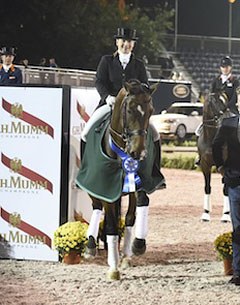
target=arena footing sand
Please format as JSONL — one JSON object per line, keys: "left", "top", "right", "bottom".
{"left": 1, "top": 169, "right": 238, "bottom": 305}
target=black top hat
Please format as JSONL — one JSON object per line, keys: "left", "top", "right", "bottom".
{"left": 114, "top": 28, "right": 138, "bottom": 41}
{"left": 220, "top": 56, "right": 232, "bottom": 67}
{"left": 0, "top": 47, "right": 16, "bottom": 56}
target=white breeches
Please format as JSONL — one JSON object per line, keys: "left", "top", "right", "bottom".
{"left": 81, "top": 104, "right": 111, "bottom": 141}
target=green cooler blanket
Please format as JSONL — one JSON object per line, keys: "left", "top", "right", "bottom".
{"left": 75, "top": 114, "right": 162, "bottom": 202}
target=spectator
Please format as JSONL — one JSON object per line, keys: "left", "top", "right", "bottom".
{"left": 0, "top": 46, "right": 22, "bottom": 84}
{"left": 212, "top": 86, "right": 240, "bottom": 286}
{"left": 211, "top": 56, "right": 239, "bottom": 114}
{"left": 49, "top": 58, "right": 58, "bottom": 68}
{"left": 39, "top": 57, "right": 47, "bottom": 67}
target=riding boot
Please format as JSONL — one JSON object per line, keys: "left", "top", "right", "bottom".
{"left": 152, "top": 140, "right": 166, "bottom": 189}
{"left": 80, "top": 139, "right": 86, "bottom": 161}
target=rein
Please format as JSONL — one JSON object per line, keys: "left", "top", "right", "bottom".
{"left": 202, "top": 116, "right": 221, "bottom": 128}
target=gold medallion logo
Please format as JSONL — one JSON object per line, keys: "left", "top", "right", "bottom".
{"left": 10, "top": 158, "right": 22, "bottom": 173}
{"left": 9, "top": 212, "right": 21, "bottom": 228}
{"left": 11, "top": 103, "right": 23, "bottom": 119}
{"left": 173, "top": 84, "right": 190, "bottom": 99}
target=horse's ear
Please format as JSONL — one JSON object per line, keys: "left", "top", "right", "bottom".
{"left": 149, "top": 83, "right": 159, "bottom": 95}
{"left": 124, "top": 81, "right": 131, "bottom": 93}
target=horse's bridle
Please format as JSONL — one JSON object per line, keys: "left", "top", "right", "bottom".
{"left": 110, "top": 93, "right": 148, "bottom": 149}
{"left": 202, "top": 93, "right": 228, "bottom": 128}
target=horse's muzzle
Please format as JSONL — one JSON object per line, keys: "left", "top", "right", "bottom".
{"left": 129, "top": 149, "right": 147, "bottom": 161}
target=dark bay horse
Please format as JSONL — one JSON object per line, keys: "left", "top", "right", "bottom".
{"left": 76, "top": 80, "right": 160, "bottom": 280}
{"left": 197, "top": 92, "right": 231, "bottom": 222}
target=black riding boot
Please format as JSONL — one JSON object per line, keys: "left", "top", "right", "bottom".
{"left": 80, "top": 139, "right": 86, "bottom": 161}
{"left": 152, "top": 140, "right": 166, "bottom": 189}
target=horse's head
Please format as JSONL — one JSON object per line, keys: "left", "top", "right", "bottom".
{"left": 111, "top": 79, "right": 156, "bottom": 160}
{"left": 204, "top": 92, "right": 228, "bottom": 120}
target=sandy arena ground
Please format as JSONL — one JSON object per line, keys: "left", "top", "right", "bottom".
{"left": 1, "top": 168, "right": 239, "bottom": 305}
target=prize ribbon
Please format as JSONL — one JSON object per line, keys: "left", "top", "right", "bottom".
{"left": 109, "top": 137, "right": 141, "bottom": 193}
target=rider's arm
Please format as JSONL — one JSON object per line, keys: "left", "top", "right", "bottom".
{"left": 95, "top": 56, "right": 110, "bottom": 101}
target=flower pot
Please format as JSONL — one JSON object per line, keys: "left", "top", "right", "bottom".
{"left": 223, "top": 258, "right": 233, "bottom": 276}
{"left": 63, "top": 251, "right": 81, "bottom": 264}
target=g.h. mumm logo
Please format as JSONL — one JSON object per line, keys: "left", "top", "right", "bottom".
{"left": 1, "top": 153, "right": 53, "bottom": 193}
{"left": 1, "top": 98, "right": 54, "bottom": 138}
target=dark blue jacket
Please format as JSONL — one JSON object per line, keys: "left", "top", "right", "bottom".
{"left": 0, "top": 64, "right": 22, "bottom": 84}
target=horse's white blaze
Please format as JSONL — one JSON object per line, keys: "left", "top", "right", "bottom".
{"left": 137, "top": 105, "right": 145, "bottom": 116}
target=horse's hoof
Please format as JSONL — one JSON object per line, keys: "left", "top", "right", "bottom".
{"left": 221, "top": 213, "right": 231, "bottom": 223}
{"left": 84, "top": 236, "right": 97, "bottom": 259}
{"left": 121, "top": 257, "right": 132, "bottom": 269}
{"left": 200, "top": 212, "right": 210, "bottom": 222}
{"left": 132, "top": 238, "right": 146, "bottom": 256}
{"left": 107, "top": 269, "right": 120, "bottom": 281}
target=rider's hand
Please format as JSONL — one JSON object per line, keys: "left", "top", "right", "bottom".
{"left": 106, "top": 95, "right": 116, "bottom": 106}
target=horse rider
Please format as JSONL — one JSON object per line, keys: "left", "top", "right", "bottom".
{"left": 212, "top": 86, "right": 240, "bottom": 286}
{"left": 195, "top": 55, "right": 239, "bottom": 163}
{"left": 81, "top": 27, "right": 166, "bottom": 255}
{"left": 81, "top": 27, "right": 165, "bottom": 188}
{"left": 0, "top": 47, "right": 23, "bottom": 84}
{"left": 211, "top": 56, "right": 239, "bottom": 114}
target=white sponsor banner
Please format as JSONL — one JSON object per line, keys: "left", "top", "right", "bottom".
{"left": 0, "top": 86, "right": 63, "bottom": 261}
{"left": 68, "top": 87, "right": 99, "bottom": 223}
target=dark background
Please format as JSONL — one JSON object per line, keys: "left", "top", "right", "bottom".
{"left": 138, "top": 0, "right": 240, "bottom": 37}
{"left": 1, "top": 0, "right": 240, "bottom": 69}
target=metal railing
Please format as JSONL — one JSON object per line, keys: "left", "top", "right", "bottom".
{"left": 19, "top": 65, "right": 96, "bottom": 87}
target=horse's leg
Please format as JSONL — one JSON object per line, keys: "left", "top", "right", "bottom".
{"left": 84, "top": 198, "right": 102, "bottom": 258}
{"left": 104, "top": 200, "right": 121, "bottom": 280}
{"left": 220, "top": 183, "right": 231, "bottom": 223}
{"left": 132, "top": 191, "right": 149, "bottom": 256}
{"left": 200, "top": 169, "right": 212, "bottom": 222}
{"left": 121, "top": 193, "right": 136, "bottom": 268}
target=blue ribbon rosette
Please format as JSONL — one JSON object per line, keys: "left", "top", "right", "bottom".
{"left": 109, "top": 137, "right": 142, "bottom": 193}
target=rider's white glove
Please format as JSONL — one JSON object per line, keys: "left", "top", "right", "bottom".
{"left": 106, "top": 95, "right": 116, "bottom": 106}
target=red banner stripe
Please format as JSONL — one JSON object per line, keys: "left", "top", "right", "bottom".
{"left": 77, "top": 101, "right": 90, "bottom": 122}
{"left": 1, "top": 153, "right": 53, "bottom": 193}
{"left": 2, "top": 98, "right": 54, "bottom": 138}
{"left": 0, "top": 207, "right": 52, "bottom": 248}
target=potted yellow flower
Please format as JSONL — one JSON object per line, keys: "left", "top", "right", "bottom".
{"left": 214, "top": 231, "right": 233, "bottom": 275}
{"left": 54, "top": 221, "right": 88, "bottom": 264}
